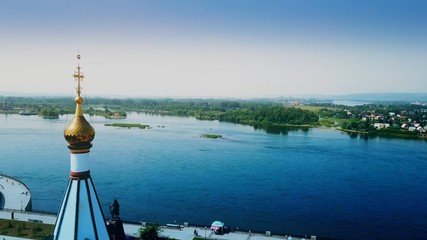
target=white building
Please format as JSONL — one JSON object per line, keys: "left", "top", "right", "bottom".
{"left": 374, "top": 123, "right": 390, "bottom": 129}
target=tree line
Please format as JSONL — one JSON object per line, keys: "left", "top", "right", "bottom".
{"left": 1, "top": 96, "right": 320, "bottom": 126}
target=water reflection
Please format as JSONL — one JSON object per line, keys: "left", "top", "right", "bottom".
{"left": 346, "top": 132, "right": 378, "bottom": 140}
{"left": 253, "top": 124, "right": 310, "bottom": 135}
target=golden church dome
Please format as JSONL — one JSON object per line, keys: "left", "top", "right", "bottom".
{"left": 64, "top": 97, "right": 95, "bottom": 145}
{"left": 64, "top": 55, "right": 95, "bottom": 146}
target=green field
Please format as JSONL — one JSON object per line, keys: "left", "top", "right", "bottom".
{"left": 0, "top": 219, "right": 53, "bottom": 239}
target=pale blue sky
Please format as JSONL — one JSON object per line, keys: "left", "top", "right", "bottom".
{"left": 1, "top": 0, "right": 426, "bottom": 98}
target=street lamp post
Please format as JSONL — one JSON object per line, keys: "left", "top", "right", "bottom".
{"left": 205, "top": 226, "right": 207, "bottom": 240}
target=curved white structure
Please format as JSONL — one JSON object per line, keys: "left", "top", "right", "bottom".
{"left": 0, "top": 174, "right": 32, "bottom": 211}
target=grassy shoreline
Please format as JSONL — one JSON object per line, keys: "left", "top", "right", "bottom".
{"left": 338, "top": 128, "right": 424, "bottom": 140}
{"left": 105, "top": 123, "right": 150, "bottom": 129}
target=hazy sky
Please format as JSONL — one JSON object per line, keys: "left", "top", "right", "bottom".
{"left": 1, "top": 0, "right": 426, "bottom": 98}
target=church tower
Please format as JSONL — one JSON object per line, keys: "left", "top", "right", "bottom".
{"left": 53, "top": 54, "right": 109, "bottom": 239}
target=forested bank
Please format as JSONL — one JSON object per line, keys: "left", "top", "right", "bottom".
{"left": 0, "top": 97, "right": 319, "bottom": 126}
{"left": 1, "top": 96, "right": 426, "bottom": 139}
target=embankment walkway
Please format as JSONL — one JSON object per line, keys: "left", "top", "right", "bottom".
{"left": 0, "top": 210, "right": 316, "bottom": 240}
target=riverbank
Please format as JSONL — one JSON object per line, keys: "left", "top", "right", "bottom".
{"left": 338, "top": 128, "right": 426, "bottom": 140}
{"left": 0, "top": 210, "right": 318, "bottom": 240}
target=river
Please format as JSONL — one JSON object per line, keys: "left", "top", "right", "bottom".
{"left": 0, "top": 112, "right": 426, "bottom": 240}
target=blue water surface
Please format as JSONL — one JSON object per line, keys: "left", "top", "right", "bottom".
{"left": 0, "top": 113, "right": 426, "bottom": 240}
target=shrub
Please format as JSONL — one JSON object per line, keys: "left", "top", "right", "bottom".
{"left": 138, "top": 224, "right": 162, "bottom": 240}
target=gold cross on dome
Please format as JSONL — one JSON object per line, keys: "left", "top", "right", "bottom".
{"left": 73, "top": 54, "right": 84, "bottom": 97}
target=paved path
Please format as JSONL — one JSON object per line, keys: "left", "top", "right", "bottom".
{"left": 0, "top": 211, "right": 315, "bottom": 240}
{"left": 124, "top": 224, "right": 314, "bottom": 240}
{"left": 0, "top": 210, "right": 56, "bottom": 225}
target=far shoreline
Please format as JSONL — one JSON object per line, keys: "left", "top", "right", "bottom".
{"left": 1, "top": 111, "right": 425, "bottom": 141}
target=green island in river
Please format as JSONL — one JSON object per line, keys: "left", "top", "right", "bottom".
{"left": 200, "top": 134, "right": 222, "bottom": 139}
{"left": 105, "top": 123, "right": 150, "bottom": 129}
